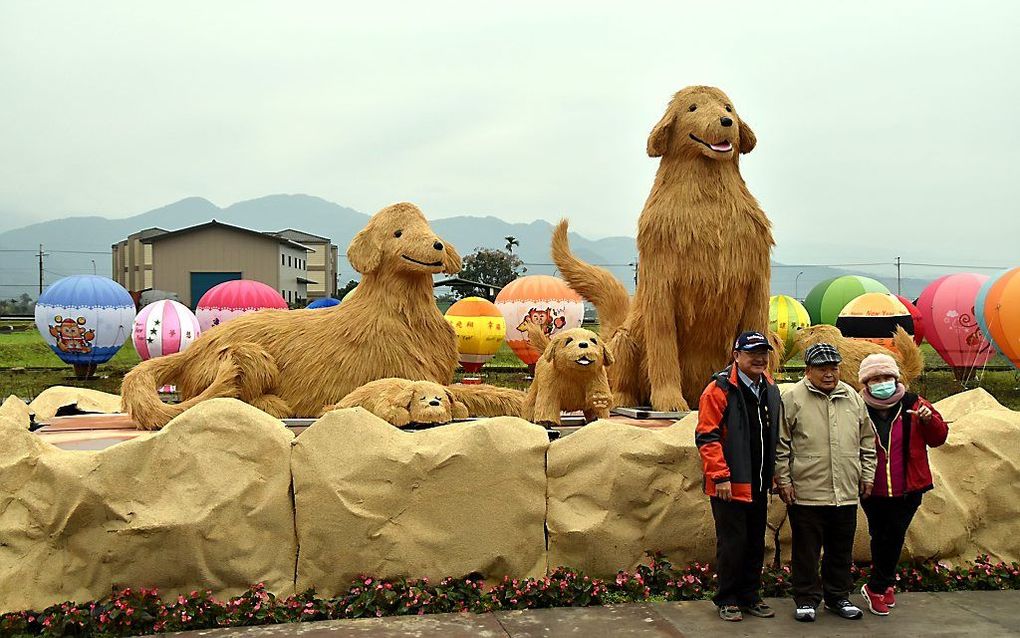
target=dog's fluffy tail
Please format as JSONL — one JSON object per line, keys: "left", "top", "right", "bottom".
{"left": 121, "top": 350, "right": 238, "bottom": 430}
{"left": 894, "top": 326, "right": 925, "bottom": 384}
{"left": 448, "top": 384, "right": 526, "bottom": 418}
{"left": 552, "top": 219, "right": 630, "bottom": 334}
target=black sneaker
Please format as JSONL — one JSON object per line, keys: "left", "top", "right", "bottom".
{"left": 825, "top": 598, "right": 863, "bottom": 620}
{"left": 794, "top": 605, "right": 816, "bottom": 622}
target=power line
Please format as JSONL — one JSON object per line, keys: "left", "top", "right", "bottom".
{"left": 900, "top": 261, "right": 1009, "bottom": 270}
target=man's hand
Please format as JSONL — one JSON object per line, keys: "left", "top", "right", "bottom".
{"left": 715, "top": 481, "right": 732, "bottom": 502}
{"left": 777, "top": 484, "right": 796, "bottom": 505}
{"left": 860, "top": 480, "right": 873, "bottom": 499}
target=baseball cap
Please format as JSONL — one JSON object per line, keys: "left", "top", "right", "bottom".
{"left": 733, "top": 331, "right": 774, "bottom": 351}
{"left": 804, "top": 342, "right": 843, "bottom": 366}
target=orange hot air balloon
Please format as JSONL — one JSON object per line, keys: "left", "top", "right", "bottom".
{"left": 494, "top": 275, "right": 584, "bottom": 368}
{"left": 982, "top": 266, "right": 1020, "bottom": 369}
{"left": 444, "top": 296, "right": 506, "bottom": 373}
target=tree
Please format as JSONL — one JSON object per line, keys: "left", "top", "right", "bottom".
{"left": 504, "top": 235, "right": 519, "bottom": 254}
{"left": 453, "top": 248, "right": 526, "bottom": 299}
{"left": 338, "top": 279, "right": 359, "bottom": 298}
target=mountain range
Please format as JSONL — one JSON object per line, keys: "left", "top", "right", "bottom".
{"left": 0, "top": 194, "right": 932, "bottom": 301}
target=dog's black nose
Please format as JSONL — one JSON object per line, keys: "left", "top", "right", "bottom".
{"left": 578, "top": 342, "right": 589, "bottom": 349}
{"left": 720, "top": 117, "right": 733, "bottom": 127}
{"left": 433, "top": 241, "right": 444, "bottom": 251}
{"left": 429, "top": 399, "right": 441, "bottom": 407}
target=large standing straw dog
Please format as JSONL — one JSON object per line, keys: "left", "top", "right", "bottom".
{"left": 553, "top": 86, "right": 772, "bottom": 411}
{"left": 122, "top": 202, "right": 523, "bottom": 429}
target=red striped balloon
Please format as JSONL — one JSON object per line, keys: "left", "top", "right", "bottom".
{"left": 133, "top": 300, "right": 202, "bottom": 361}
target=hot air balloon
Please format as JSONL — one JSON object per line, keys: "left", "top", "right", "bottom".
{"left": 894, "top": 294, "right": 925, "bottom": 346}
{"left": 132, "top": 299, "right": 202, "bottom": 361}
{"left": 444, "top": 296, "right": 506, "bottom": 375}
{"left": 34, "top": 275, "right": 136, "bottom": 379}
{"left": 769, "top": 295, "right": 810, "bottom": 363}
{"left": 307, "top": 297, "right": 341, "bottom": 309}
{"left": 341, "top": 286, "right": 359, "bottom": 303}
{"left": 978, "top": 267, "right": 1020, "bottom": 369}
{"left": 836, "top": 293, "right": 914, "bottom": 351}
{"left": 494, "top": 275, "right": 584, "bottom": 370}
{"left": 917, "top": 273, "right": 995, "bottom": 381}
{"left": 804, "top": 276, "right": 890, "bottom": 326}
{"left": 195, "top": 280, "right": 288, "bottom": 332}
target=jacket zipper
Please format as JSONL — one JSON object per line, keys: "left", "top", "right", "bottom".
{"left": 871, "top": 405, "right": 902, "bottom": 497}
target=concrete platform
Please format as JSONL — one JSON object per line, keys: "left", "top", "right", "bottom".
{"left": 170, "top": 591, "right": 1020, "bottom": 637}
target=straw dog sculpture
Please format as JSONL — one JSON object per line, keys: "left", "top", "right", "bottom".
{"left": 794, "top": 324, "right": 924, "bottom": 391}
{"left": 122, "top": 202, "right": 524, "bottom": 429}
{"left": 553, "top": 86, "right": 772, "bottom": 410}
{"left": 522, "top": 326, "right": 614, "bottom": 426}
{"left": 325, "top": 379, "right": 470, "bottom": 427}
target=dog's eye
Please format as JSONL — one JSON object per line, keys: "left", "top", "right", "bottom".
{"left": 591, "top": 337, "right": 597, "bottom": 344}
{"left": 564, "top": 337, "right": 573, "bottom": 345}
{"left": 688, "top": 104, "right": 697, "bottom": 112}
{"left": 394, "top": 229, "right": 402, "bottom": 238}
{"left": 725, "top": 105, "right": 732, "bottom": 112}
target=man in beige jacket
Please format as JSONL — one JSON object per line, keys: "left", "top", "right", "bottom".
{"left": 775, "top": 343, "right": 876, "bottom": 623}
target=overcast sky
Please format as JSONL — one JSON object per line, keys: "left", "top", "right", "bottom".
{"left": 1, "top": 1, "right": 1017, "bottom": 273}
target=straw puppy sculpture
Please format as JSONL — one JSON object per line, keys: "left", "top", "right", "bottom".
{"left": 122, "top": 202, "right": 524, "bottom": 429}
{"left": 522, "top": 326, "right": 614, "bottom": 426}
{"left": 794, "top": 324, "right": 924, "bottom": 391}
{"left": 553, "top": 86, "right": 772, "bottom": 411}
{"left": 325, "top": 379, "right": 469, "bottom": 427}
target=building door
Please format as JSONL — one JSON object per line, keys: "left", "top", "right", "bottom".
{"left": 190, "top": 272, "right": 241, "bottom": 309}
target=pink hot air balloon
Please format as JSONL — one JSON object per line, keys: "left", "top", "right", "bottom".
{"left": 133, "top": 300, "right": 202, "bottom": 361}
{"left": 196, "top": 280, "right": 288, "bottom": 332}
{"left": 917, "top": 273, "right": 995, "bottom": 379}
{"left": 894, "top": 294, "right": 925, "bottom": 346}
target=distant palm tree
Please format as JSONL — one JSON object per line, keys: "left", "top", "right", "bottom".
{"left": 505, "top": 235, "right": 519, "bottom": 254}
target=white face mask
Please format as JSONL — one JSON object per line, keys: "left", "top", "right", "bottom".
{"left": 869, "top": 380, "right": 897, "bottom": 399}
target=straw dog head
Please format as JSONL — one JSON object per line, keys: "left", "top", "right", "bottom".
{"left": 347, "top": 202, "right": 462, "bottom": 276}
{"left": 647, "top": 85, "right": 756, "bottom": 160}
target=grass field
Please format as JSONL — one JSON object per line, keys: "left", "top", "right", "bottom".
{"left": 2, "top": 324, "right": 1018, "bottom": 409}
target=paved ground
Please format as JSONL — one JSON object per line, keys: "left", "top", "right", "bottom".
{"left": 171, "top": 591, "right": 1020, "bottom": 636}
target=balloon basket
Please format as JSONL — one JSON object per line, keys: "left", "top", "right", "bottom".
{"left": 72, "top": 364, "right": 98, "bottom": 381}
{"left": 461, "top": 377, "right": 483, "bottom": 385}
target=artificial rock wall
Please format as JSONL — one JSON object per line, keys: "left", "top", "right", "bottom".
{"left": 1, "top": 388, "right": 1019, "bottom": 612}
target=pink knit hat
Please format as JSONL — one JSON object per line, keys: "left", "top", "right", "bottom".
{"left": 858, "top": 353, "right": 900, "bottom": 383}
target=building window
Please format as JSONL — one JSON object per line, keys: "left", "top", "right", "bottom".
{"left": 282, "top": 254, "right": 286, "bottom": 266}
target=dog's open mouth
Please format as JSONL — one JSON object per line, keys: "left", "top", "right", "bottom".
{"left": 689, "top": 134, "right": 732, "bottom": 153}
{"left": 575, "top": 355, "right": 594, "bottom": 366}
{"left": 402, "top": 255, "right": 443, "bottom": 268}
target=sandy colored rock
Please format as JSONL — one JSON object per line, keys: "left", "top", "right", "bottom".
{"left": 0, "top": 398, "right": 296, "bottom": 612}
{"left": 293, "top": 409, "right": 548, "bottom": 595}
{"left": 933, "top": 388, "right": 1008, "bottom": 423}
{"left": 28, "top": 386, "right": 122, "bottom": 421}
{"left": 547, "top": 416, "right": 724, "bottom": 576}
{"left": 0, "top": 395, "right": 32, "bottom": 429}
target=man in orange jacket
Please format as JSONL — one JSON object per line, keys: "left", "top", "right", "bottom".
{"left": 696, "top": 331, "right": 782, "bottom": 622}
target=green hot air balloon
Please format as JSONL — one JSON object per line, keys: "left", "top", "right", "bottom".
{"left": 803, "top": 275, "right": 890, "bottom": 326}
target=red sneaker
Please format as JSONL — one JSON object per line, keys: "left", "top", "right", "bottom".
{"left": 861, "top": 584, "right": 889, "bottom": 616}
{"left": 883, "top": 587, "right": 896, "bottom": 608}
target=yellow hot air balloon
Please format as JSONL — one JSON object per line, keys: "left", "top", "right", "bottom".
{"left": 444, "top": 296, "right": 506, "bottom": 373}
{"left": 769, "top": 295, "right": 810, "bottom": 362}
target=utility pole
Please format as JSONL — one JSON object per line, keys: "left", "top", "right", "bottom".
{"left": 37, "top": 244, "right": 45, "bottom": 296}
{"left": 629, "top": 262, "right": 638, "bottom": 286}
{"left": 895, "top": 256, "right": 902, "bottom": 296}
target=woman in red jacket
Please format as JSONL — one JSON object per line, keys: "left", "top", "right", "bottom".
{"left": 857, "top": 353, "right": 949, "bottom": 616}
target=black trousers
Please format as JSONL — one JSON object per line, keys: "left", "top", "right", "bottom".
{"left": 710, "top": 492, "right": 768, "bottom": 607}
{"left": 788, "top": 504, "right": 858, "bottom": 607}
{"left": 861, "top": 492, "right": 923, "bottom": 591}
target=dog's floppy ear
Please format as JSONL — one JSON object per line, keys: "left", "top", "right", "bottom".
{"left": 542, "top": 338, "right": 559, "bottom": 363}
{"left": 601, "top": 340, "right": 615, "bottom": 368}
{"left": 738, "top": 117, "right": 757, "bottom": 154}
{"left": 647, "top": 110, "right": 675, "bottom": 158}
{"left": 347, "top": 226, "right": 381, "bottom": 274}
{"left": 377, "top": 380, "right": 417, "bottom": 412}
{"left": 441, "top": 241, "right": 462, "bottom": 274}
{"left": 444, "top": 388, "right": 470, "bottom": 419}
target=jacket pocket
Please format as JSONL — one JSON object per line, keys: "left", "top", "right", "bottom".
{"left": 790, "top": 454, "right": 826, "bottom": 500}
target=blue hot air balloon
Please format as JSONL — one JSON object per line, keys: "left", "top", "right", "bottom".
{"left": 34, "top": 275, "right": 136, "bottom": 379}
{"left": 307, "top": 297, "right": 341, "bottom": 309}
